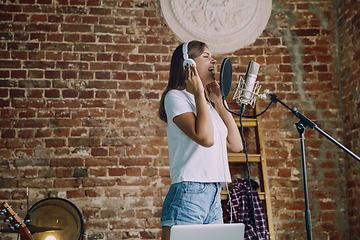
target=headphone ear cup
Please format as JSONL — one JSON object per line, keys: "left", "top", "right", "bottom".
{"left": 183, "top": 58, "right": 196, "bottom": 70}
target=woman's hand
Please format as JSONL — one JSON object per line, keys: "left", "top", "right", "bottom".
{"left": 185, "top": 65, "right": 204, "bottom": 95}
{"left": 206, "top": 81, "right": 222, "bottom": 105}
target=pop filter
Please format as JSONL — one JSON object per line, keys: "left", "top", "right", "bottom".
{"left": 219, "top": 58, "right": 232, "bottom": 99}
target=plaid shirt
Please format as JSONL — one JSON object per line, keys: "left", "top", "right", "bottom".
{"left": 227, "top": 178, "right": 268, "bottom": 240}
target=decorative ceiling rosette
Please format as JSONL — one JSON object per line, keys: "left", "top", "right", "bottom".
{"left": 160, "top": 0, "right": 272, "bottom": 54}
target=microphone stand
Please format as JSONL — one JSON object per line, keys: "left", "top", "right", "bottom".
{"left": 223, "top": 91, "right": 360, "bottom": 239}
{"left": 268, "top": 93, "right": 360, "bottom": 240}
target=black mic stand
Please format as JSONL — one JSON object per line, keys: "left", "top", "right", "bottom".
{"left": 268, "top": 93, "right": 360, "bottom": 240}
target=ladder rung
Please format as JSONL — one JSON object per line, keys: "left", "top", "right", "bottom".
{"left": 235, "top": 119, "right": 257, "bottom": 127}
{"left": 221, "top": 190, "right": 266, "bottom": 200}
{"left": 228, "top": 153, "right": 261, "bottom": 163}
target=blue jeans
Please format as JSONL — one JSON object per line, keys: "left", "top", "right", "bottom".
{"left": 161, "top": 182, "right": 223, "bottom": 227}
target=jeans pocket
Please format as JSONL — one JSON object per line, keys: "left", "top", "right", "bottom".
{"left": 184, "top": 182, "right": 207, "bottom": 194}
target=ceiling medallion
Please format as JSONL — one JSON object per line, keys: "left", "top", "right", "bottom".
{"left": 160, "top": 0, "right": 272, "bottom": 54}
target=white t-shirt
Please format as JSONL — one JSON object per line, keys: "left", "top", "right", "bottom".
{"left": 164, "top": 89, "right": 231, "bottom": 184}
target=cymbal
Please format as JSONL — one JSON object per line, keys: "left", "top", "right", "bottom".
{"left": 0, "top": 225, "right": 62, "bottom": 233}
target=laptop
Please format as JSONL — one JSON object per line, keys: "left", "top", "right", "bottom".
{"left": 170, "top": 223, "right": 245, "bottom": 240}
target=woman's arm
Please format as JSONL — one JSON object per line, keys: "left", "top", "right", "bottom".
{"left": 206, "top": 82, "right": 243, "bottom": 153}
{"left": 216, "top": 99, "right": 243, "bottom": 152}
{"left": 173, "top": 65, "right": 214, "bottom": 148}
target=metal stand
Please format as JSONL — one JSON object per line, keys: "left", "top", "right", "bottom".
{"left": 268, "top": 93, "right": 360, "bottom": 240}
{"left": 296, "top": 121, "right": 312, "bottom": 240}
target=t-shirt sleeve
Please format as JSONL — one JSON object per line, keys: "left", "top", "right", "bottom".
{"left": 164, "top": 90, "right": 195, "bottom": 122}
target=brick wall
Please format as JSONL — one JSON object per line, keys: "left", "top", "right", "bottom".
{"left": 337, "top": 0, "right": 360, "bottom": 239}
{"left": 259, "top": 1, "right": 348, "bottom": 239}
{"left": 0, "top": 0, "right": 358, "bottom": 239}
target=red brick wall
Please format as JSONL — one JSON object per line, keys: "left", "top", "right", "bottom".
{"left": 258, "top": 1, "right": 348, "bottom": 239}
{"left": 337, "top": 0, "right": 360, "bottom": 239}
{"left": 0, "top": 0, "right": 357, "bottom": 239}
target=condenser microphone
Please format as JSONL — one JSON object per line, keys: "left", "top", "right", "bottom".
{"left": 219, "top": 58, "right": 232, "bottom": 99}
{"left": 233, "top": 61, "right": 261, "bottom": 108}
{"left": 240, "top": 61, "right": 260, "bottom": 104}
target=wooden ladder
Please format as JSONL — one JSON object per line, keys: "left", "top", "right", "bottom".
{"left": 221, "top": 92, "right": 275, "bottom": 240}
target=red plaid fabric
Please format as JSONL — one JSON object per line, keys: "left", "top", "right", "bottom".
{"left": 227, "top": 178, "right": 268, "bottom": 240}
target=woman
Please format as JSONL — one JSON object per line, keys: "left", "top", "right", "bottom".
{"left": 158, "top": 40, "right": 243, "bottom": 240}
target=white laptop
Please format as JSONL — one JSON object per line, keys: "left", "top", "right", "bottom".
{"left": 170, "top": 223, "right": 245, "bottom": 240}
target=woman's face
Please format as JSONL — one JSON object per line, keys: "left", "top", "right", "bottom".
{"left": 193, "top": 47, "right": 217, "bottom": 86}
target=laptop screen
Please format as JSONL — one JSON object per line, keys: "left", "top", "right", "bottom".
{"left": 170, "top": 223, "right": 245, "bottom": 240}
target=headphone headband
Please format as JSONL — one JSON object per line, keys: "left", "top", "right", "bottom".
{"left": 182, "top": 42, "right": 189, "bottom": 60}
{"left": 182, "top": 41, "right": 196, "bottom": 70}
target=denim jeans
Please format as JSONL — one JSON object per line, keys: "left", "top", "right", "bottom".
{"left": 161, "top": 181, "right": 223, "bottom": 227}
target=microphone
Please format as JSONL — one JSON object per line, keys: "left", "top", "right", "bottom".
{"left": 219, "top": 58, "right": 232, "bottom": 99}
{"left": 233, "top": 61, "right": 261, "bottom": 108}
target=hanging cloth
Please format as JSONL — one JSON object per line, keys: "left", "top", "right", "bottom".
{"left": 227, "top": 178, "right": 268, "bottom": 240}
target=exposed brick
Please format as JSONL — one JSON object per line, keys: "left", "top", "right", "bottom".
{"left": 89, "top": 168, "right": 105, "bottom": 177}
{"left": 67, "top": 189, "right": 86, "bottom": 198}
{"left": 105, "top": 44, "right": 136, "bottom": 53}
{"left": 26, "top": 23, "right": 58, "bottom": 32}
{"left": 94, "top": 91, "right": 109, "bottom": 99}
{"left": 12, "top": 99, "right": 46, "bottom": 108}
{"left": 0, "top": 60, "right": 22, "bottom": 68}
{"left": 24, "top": 139, "right": 42, "bottom": 149}
{"left": 91, "top": 147, "right": 108, "bottom": 156}
{"left": 68, "top": 137, "right": 100, "bottom": 147}
{"left": 86, "top": 0, "right": 100, "bottom": 6}
{"left": 28, "top": 70, "right": 44, "bottom": 79}
{"left": 19, "top": 109, "right": 36, "bottom": 118}
{"left": 1, "top": 129, "right": 15, "bottom": 138}
{"left": 45, "top": 138, "right": 66, "bottom": 148}
{"left": 0, "top": 1, "right": 357, "bottom": 239}
{"left": 74, "top": 43, "right": 104, "bottom": 52}
{"left": 65, "top": 35, "right": 81, "bottom": 43}
{"left": 0, "top": 149, "right": 12, "bottom": 158}
{"left": 82, "top": 16, "right": 98, "bottom": 24}
{"left": 19, "top": 80, "right": 51, "bottom": 88}
{"left": 45, "top": 89, "right": 60, "bottom": 98}
{"left": 82, "top": 99, "right": 114, "bottom": 108}
{"left": 1, "top": 109, "right": 17, "bottom": 118}
{"left": 55, "top": 178, "right": 82, "bottom": 188}
{"left": 10, "top": 89, "right": 25, "bottom": 98}
{"left": 138, "top": 45, "right": 168, "bottom": 54}
{"left": 45, "top": 70, "right": 61, "bottom": 78}
{"left": 0, "top": 190, "right": 12, "bottom": 199}
{"left": 41, "top": 43, "right": 72, "bottom": 51}
{"left": 95, "top": 72, "right": 110, "bottom": 79}
{"left": 57, "top": 6, "right": 87, "bottom": 14}
{"left": 13, "top": 119, "right": 48, "bottom": 128}
{"left": 47, "top": 33, "right": 64, "bottom": 42}
{"left": 61, "top": 24, "right": 92, "bottom": 32}
{"left": 13, "top": 14, "right": 27, "bottom": 22}
{"left": 50, "top": 158, "right": 83, "bottom": 167}
{"left": 83, "top": 178, "right": 116, "bottom": 187}
{"left": 0, "top": 70, "right": 10, "bottom": 78}
{"left": 49, "top": 119, "right": 81, "bottom": 127}
{"left": 17, "top": 179, "right": 53, "bottom": 188}
{"left": 109, "top": 168, "right": 126, "bottom": 176}
{"left": 0, "top": 99, "right": 10, "bottom": 108}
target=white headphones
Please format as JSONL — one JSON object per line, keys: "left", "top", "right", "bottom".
{"left": 182, "top": 41, "right": 196, "bottom": 70}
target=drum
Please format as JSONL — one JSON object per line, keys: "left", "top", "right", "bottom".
{"left": 26, "top": 198, "right": 84, "bottom": 240}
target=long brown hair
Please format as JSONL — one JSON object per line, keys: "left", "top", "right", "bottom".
{"left": 158, "top": 40, "right": 207, "bottom": 123}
